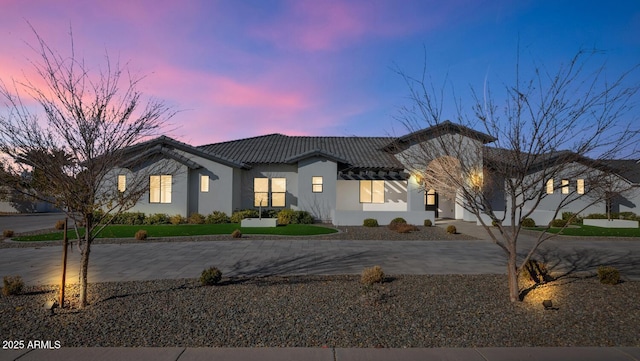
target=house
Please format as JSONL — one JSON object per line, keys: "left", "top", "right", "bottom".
{"left": 110, "top": 121, "right": 640, "bottom": 226}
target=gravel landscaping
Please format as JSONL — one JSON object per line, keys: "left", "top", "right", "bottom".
{"left": 1, "top": 274, "right": 638, "bottom": 347}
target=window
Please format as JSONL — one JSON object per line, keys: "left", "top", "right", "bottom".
{"left": 561, "top": 179, "right": 569, "bottom": 194}
{"left": 271, "top": 178, "right": 286, "bottom": 207}
{"left": 117, "top": 175, "right": 126, "bottom": 192}
{"left": 546, "top": 179, "right": 554, "bottom": 194}
{"left": 150, "top": 175, "right": 172, "bottom": 203}
{"left": 312, "top": 176, "right": 323, "bottom": 193}
{"left": 254, "top": 178, "right": 269, "bottom": 207}
{"left": 200, "top": 175, "right": 209, "bottom": 193}
{"left": 360, "top": 180, "right": 384, "bottom": 203}
{"left": 577, "top": 179, "right": 585, "bottom": 194}
{"left": 426, "top": 189, "right": 436, "bottom": 205}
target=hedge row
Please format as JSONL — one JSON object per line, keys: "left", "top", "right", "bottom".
{"left": 93, "top": 209, "right": 314, "bottom": 225}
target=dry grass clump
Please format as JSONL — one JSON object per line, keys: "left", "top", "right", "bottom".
{"left": 597, "top": 266, "right": 620, "bottom": 285}
{"left": 2, "top": 275, "right": 24, "bottom": 296}
{"left": 54, "top": 220, "right": 66, "bottom": 230}
{"left": 446, "top": 225, "right": 457, "bottom": 234}
{"left": 2, "top": 229, "right": 14, "bottom": 238}
{"left": 134, "top": 230, "right": 148, "bottom": 240}
{"left": 395, "top": 223, "right": 419, "bottom": 233}
{"left": 231, "top": 229, "right": 242, "bottom": 238}
{"left": 361, "top": 265, "right": 385, "bottom": 286}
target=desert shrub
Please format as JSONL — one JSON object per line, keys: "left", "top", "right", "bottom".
{"left": 388, "top": 217, "right": 407, "bottom": 231}
{"left": 294, "top": 210, "right": 314, "bottom": 224}
{"left": 169, "top": 214, "right": 186, "bottom": 225}
{"left": 2, "top": 275, "right": 24, "bottom": 296}
{"left": 618, "top": 212, "right": 638, "bottom": 220}
{"left": 277, "top": 209, "right": 296, "bottom": 225}
{"left": 231, "top": 229, "right": 242, "bottom": 238}
{"left": 113, "top": 211, "right": 146, "bottom": 225}
{"left": 206, "top": 211, "right": 230, "bottom": 224}
{"left": 363, "top": 218, "right": 378, "bottom": 227}
{"left": 597, "top": 266, "right": 620, "bottom": 285}
{"left": 584, "top": 213, "right": 608, "bottom": 219}
{"left": 145, "top": 213, "right": 170, "bottom": 225}
{"left": 188, "top": 212, "right": 206, "bottom": 224}
{"left": 261, "top": 209, "right": 279, "bottom": 219}
{"left": 3, "top": 229, "right": 14, "bottom": 238}
{"left": 134, "top": 230, "right": 148, "bottom": 240}
{"left": 520, "top": 259, "right": 553, "bottom": 284}
{"left": 200, "top": 267, "right": 222, "bottom": 286}
{"left": 446, "top": 225, "right": 456, "bottom": 234}
{"left": 521, "top": 218, "right": 536, "bottom": 227}
{"left": 423, "top": 219, "right": 432, "bottom": 227}
{"left": 54, "top": 220, "right": 66, "bottom": 230}
{"left": 361, "top": 266, "right": 385, "bottom": 286}
{"left": 230, "top": 209, "right": 259, "bottom": 223}
{"left": 395, "top": 223, "right": 419, "bottom": 233}
{"left": 549, "top": 219, "right": 568, "bottom": 227}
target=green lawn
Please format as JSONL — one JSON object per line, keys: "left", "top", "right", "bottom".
{"left": 528, "top": 225, "right": 640, "bottom": 237}
{"left": 14, "top": 223, "right": 338, "bottom": 242}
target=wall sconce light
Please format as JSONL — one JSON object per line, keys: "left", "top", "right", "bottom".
{"left": 44, "top": 300, "right": 58, "bottom": 315}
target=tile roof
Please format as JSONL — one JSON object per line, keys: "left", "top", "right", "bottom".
{"left": 197, "top": 134, "right": 404, "bottom": 171}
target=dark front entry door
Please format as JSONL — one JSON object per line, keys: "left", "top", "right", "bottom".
{"left": 425, "top": 189, "right": 438, "bottom": 218}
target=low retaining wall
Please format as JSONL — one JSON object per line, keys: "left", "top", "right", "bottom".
{"left": 240, "top": 218, "right": 278, "bottom": 227}
{"left": 583, "top": 219, "right": 639, "bottom": 228}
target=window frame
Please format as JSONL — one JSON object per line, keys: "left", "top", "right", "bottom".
{"left": 312, "top": 176, "right": 323, "bottom": 193}
{"left": 561, "top": 179, "right": 569, "bottom": 194}
{"left": 360, "top": 180, "right": 385, "bottom": 204}
{"left": 149, "top": 175, "right": 172, "bottom": 204}
{"left": 200, "top": 175, "right": 210, "bottom": 193}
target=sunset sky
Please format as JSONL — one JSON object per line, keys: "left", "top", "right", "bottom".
{"left": 1, "top": 0, "right": 639, "bottom": 146}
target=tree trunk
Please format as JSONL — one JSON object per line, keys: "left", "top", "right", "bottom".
{"left": 79, "top": 214, "right": 92, "bottom": 308}
{"left": 507, "top": 247, "right": 519, "bottom": 302}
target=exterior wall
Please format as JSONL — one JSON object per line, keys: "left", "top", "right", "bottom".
{"left": 123, "top": 159, "right": 190, "bottom": 217}
{"left": 336, "top": 180, "right": 408, "bottom": 211}
{"left": 296, "top": 157, "right": 337, "bottom": 222}
{"left": 620, "top": 187, "right": 640, "bottom": 214}
{"left": 239, "top": 164, "right": 299, "bottom": 211}
{"left": 178, "top": 151, "right": 236, "bottom": 216}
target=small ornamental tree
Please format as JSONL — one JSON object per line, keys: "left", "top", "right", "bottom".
{"left": 0, "top": 25, "right": 176, "bottom": 307}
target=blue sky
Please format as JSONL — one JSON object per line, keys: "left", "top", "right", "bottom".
{"left": 1, "top": 0, "right": 638, "bottom": 145}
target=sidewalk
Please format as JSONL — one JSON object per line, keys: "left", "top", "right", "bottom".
{"left": 2, "top": 346, "right": 639, "bottom": 361}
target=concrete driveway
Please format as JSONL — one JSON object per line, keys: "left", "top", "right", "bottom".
{"left": 1, "top": 220, "right": 639, "bottom": 286}
{"left": 0, "top": 213, "right": 70, "bottom": 234}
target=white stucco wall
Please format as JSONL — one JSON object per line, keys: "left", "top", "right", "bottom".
{"left": 336, "top": 180, "right": 408, "bottom": 211}
{"left": 296, "top": 157, "right": 337, "bottom": 222}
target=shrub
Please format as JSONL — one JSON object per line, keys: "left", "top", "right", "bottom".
{"left": 134, "top": 229, "right": 148, "bottom": 240}
{"left": 145, "top": 213, "right": 170, "bottom": 225}
{"left": 521, "top": 218, "right": 536, "bottom": 227}
{"left": 188, "top": 212, "right": 206, "bottom": 224}
{"left": 549, "top": 219, "right": 567, "bottom": 228}
{"left": 113, "top": 211, "right": 146, "bottom": 225}
{"left": 446, "top": 225, "right": 456, "bottom": 234}
{"left": 54, "top": 220, "right": 66, "bottom": 230}
{"left": 231, "top": 229, "right": 242, "bottom": 238}
{"left": 597, "top": 266, "right": 620, "bottom": 285}
{"left": 169, "top": 214, "right": 186, "bottom": 225}
{"left": 230, "top": 209, "right": 259, "bottom": 223}
{"left": 388, "top": 217, "right": 407, "bottom": 231}
{"left": 294, "top": 210, "right": 314, "bottom": 224}
{"left": 3, "top": 229, "right": 14, "bottom": 238}
{"left": 2, "top": 275, "right": 24, "bottom": 296}
{"left": 491, "top": 220, "right": 501, "bottom": 227}
{"left": 395, "top": 223, "right": 419, "bottom": 233}
{"left": 424, "top": 219, "right": 432, "bottom": 227}
{"left": 261, "top": 209, "right": 279, "bottom": 219}
{"left": 585, "top": 213, "right": 608, "bottom": 219}
{"left": 363, "top": 218, "right": 378, "bottom": 227}
{"left": 200, "top": 267, "right": 222, "bottom": 286}
{"left": 361, "top": 266, "right": 385, "bottom": 286}
{"left": 206, "top": 211, "right": 230, "bottom": 224}
{"left": 277, "top": 209, "right": 296, "bottom": 225}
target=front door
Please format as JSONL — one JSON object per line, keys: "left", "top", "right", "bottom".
{"left": 425, "top": 189, "right": 438, "bottom": 218}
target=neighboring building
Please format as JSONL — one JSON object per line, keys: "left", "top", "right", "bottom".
{"left": 109, "top": 121, "right": 640, "bottom": 226}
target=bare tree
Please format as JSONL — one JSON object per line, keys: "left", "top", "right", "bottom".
{"left": 394, "top": 49, "right": 640, "bottom": 302}
{"left": 0, "top": 26, "right": 175, "bottom": 307}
